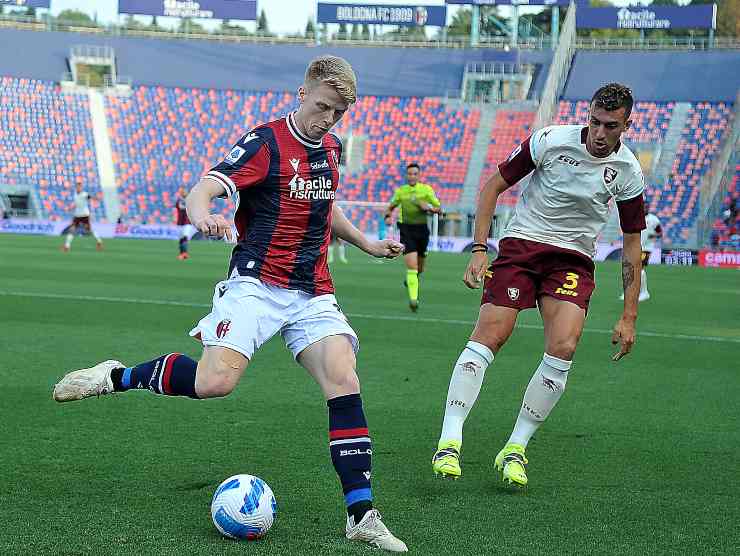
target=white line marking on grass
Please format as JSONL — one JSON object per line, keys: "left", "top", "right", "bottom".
{"left": 2, "top": 290, "right": 739, "bottom": 345}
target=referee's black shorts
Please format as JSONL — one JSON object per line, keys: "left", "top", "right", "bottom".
{"left": 398, "top": 223, "right": 430, "bottom": 257}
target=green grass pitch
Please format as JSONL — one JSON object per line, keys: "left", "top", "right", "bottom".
{"left": 1, "top": 235, "right": 739, "bottom": 555}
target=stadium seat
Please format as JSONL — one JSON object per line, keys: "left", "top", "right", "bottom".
{"left": 106, "top": 87, "right": 480, "bottom": 229}
{"left": 0, "top": 77, "right": 104, "bottom": 220}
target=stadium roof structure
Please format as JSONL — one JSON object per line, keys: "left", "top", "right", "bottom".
{"left": 0, "top": 28, "right": 552, "bottom": 98}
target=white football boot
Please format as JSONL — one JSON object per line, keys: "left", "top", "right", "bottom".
{"left": 346, "top": 509, "right": 408, "bottom": 552}
{"left": 52, "top": 360, "right": 124, "bottom": 402}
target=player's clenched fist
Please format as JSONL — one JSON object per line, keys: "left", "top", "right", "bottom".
{"left": 195, "top": 214, "right": 233, "bottom": 242}
{"left": 369, "top": 239, "right": 404, "bottom": 259}
{"left": 463, "top": 252, "right": 488, "bottom": 289}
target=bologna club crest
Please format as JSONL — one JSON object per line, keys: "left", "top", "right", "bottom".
{"left": 216, "top": 319, "right": 232, "bottom": 339}
{"left": 604, "top": 167, "right": 618, "bottom": 185}
{"left": 415, "top": 7, "right": 428, "bottom": 26}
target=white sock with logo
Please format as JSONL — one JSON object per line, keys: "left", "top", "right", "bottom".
{"left": 507, "top": 353, "right": 571, "bottom": 448}
{"left": 64, "top": 233, "right": 73, "bottom": 248}
{"left": 439, "top": 341, "right": 494, "bottom": 444}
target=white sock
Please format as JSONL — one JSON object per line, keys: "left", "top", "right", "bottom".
{"left": 641, "top": 269, "right": 648, "bottom": 294}
{"left": 92, "top": 230, "right": 101, "bottom": 242}
{"left": 507, "top": 353, "right": 571, "bottom": 448}
{"left": 439, "top": 341, "right": 494, "bottom": 444}
{"left": 64, "top": 233, "right": 73, "bottom": 248}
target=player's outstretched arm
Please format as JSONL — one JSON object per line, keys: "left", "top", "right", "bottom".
{"left": 612, "top": 231, "right": 641, "bottom": 361}
{"left": 186, "top": 178, "right": 233, "bottom": 241}
{"left": 332, "top": 204, "right": 403, "bottom": 259}
{"left": 463, "top": 171, "right": 512, "bottom": 289}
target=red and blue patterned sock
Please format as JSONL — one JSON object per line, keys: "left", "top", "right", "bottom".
{"left": 111, "top": 353, "right": 198, "bottom": 398}
{"left": 328, "top": 393, "right": 373, "bottom": 523}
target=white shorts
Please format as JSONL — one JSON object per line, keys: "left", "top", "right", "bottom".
{"left": 189, "top": 277, "right": 359, "bottom": 360}
{"left": 179, "top": 224, "right": 196, "bottom": 239}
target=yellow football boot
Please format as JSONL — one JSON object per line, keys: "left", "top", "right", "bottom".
{"left": 494, "top": 443, "right": 528, "bottom": 487}
{"left": 432, "top": 440, "right": 462, "bottom": 479}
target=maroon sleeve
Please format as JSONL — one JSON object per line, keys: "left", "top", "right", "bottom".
{"left": 497, "top": 136, "right": 535, "bottom": 186}
{"left": 617, "top": 194, "right": 646, "bottom": 233}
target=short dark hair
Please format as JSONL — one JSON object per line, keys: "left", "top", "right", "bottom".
{"left": 591, "top": 83, "right": 633, "bottom": 119}
{"left": 406, "top": 163, "right": 421, "bottom": 171}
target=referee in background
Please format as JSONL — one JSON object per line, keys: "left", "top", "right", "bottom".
{"left": 385, "top": 163, "right": 441, "bottom": 312}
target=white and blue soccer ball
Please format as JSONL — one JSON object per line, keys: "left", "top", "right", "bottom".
{"left": 211, "top": 474, "right": 277, "bottom": 540}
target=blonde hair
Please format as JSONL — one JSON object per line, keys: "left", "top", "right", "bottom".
{"left": 305, "top": 55, "right": 357, "bottom": 105}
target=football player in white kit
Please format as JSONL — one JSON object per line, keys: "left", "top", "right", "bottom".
{"left": 62, "top": 180, "right": 103, "bottom": 252}
{"left": 432, "top": 84, "right": 647, "bottom": 486}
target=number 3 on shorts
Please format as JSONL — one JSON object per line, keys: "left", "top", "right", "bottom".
{"left": 562, "top": 272, "right": 579, "bottom": 290}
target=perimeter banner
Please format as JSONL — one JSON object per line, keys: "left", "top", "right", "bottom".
{"left": 445, "top": 1, "right": 574, "bottom": 6}
{"left": 0, "top": 0, "right": 50, "bottom": 7}
{"left": 118, "top": 0, "right": 257, "bottom": 20}
{"left": 317, "top": 3, "right": 447, "bottom": 26}
{"left": 577, "top": 5, "right": 716, "bottom": 30}
{"left": 698, "top": 250, "right": 740, "bottom": 269}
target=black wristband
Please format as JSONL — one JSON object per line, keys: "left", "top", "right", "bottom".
{"left": 471, "top": 242, "right": 489, "bottom": 251}
{"left": 471, "top": 248, "right": 488, "bottom": 254}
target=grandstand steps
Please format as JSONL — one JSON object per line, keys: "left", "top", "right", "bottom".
{"left": 88, "top": 89, "right": 120, "bottom": 223}
{"left": 653, "top": 103, "right": 691, "bottom": 187}
{"left": 458, "top": 104, "right": 499, "bottom": 211}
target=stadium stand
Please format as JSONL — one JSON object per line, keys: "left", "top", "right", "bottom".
{"left": 710, "top": 165, "right": 740, "bottom": 250}
{"left": 1, "top": 27, "right": 737, "bottom": 244}
{"left": 479, "top": 110, "right": 535, "bottom": 206}
{"left": 105, "top": 86, "right": 480, "bottom": 225}
{"left": 0, "top": 77, "right": 103, "bottom": 220}
{"left": 106, "top": 86, "right": 296, "bottom": 223}
{"left": 663, "top": 102, "right": 733, "bottom": 243}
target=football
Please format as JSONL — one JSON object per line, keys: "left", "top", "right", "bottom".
{"left": 211, "top": 474, "right": 277, "bottom": 540}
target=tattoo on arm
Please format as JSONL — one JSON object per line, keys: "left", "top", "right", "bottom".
{"left": 622, "top": 260, "right": 635, "bottom": 292}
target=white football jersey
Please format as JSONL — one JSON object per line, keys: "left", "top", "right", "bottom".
{"left": 73, "top": 191, "right": 91, "bottom": 217}
{"left": 501, "top": 125, "right": 645, "bottom": 258}
{"left": 641, "top": 213, "right": 662, "bottom": 251}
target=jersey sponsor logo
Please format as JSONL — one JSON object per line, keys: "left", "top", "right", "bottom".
{"left": 604, "top": 167, "right": 618, "bottom": 184}
{"left": 288, "top": 174, "right": 335, "bottom": 200}
{"left": 310, "top": 160, "right": 329, "bottom": 170}
{"left": 216, "top": 319, "right": 231, "bottom": 339}
{"left": 507, "top": 287, "right": 520, "bottom": 301}
{"left": 289, "top": 158, "right": 300, "bottom": 172}
{"left": 225, "top": 146, "right": 246, "bottom": 165}
{"left": 557, "top": 154, "right": 580, "bottom": 167}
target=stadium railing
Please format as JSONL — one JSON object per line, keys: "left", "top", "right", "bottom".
{"left": 3, "top": 13, "right": 738, "bottom": 51}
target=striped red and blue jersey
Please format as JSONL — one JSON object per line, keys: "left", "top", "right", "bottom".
{"left": 205, "top": 112, "right": 342, "bottom": 296}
